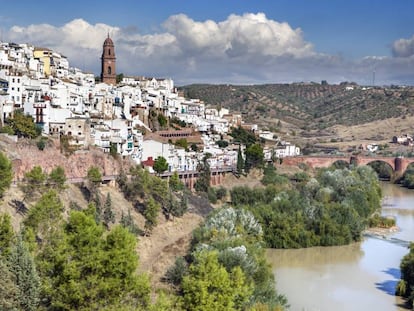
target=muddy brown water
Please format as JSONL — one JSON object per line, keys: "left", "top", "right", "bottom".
{"left": 267, "top": 182, "right": 414, "bottom": 311}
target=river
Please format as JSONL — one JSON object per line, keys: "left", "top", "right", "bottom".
{"left": 266, "top": 182, "right": 414, "bottom": 311}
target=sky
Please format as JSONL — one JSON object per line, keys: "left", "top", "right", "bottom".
{"left": 1, "top": 0, "right": 414, "bottom": 86}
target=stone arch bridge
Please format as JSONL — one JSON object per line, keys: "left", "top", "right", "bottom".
{"left": 282, "top": 155, "right": 414, "bottom": 175}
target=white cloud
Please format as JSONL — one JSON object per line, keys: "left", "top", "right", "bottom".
{"left": 4, "top": 14, "right": 414, "bottom": 85}
{"left": 392, "top": 35, "right": 414, "bottom": 58}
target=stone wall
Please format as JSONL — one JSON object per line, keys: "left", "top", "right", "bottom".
{"left": 0, "top": 137, "right": 132, "bottom": 181}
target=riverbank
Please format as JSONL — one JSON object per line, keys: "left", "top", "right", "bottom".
{"left": 267, "top": 181, "right": 412, "bottom": 311}
{"left": 363, "top": 225, "right": 400, "bottom": 236}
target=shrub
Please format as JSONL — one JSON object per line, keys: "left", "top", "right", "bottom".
{"left": 207, "top": 188, "right": 217, "bottom": 204}
{"left": 157, "top": 114, "right": 167, "bottom": 128}
{"left": 215, "top": 187, "right": 227, "bottom": 201}
{"left": 216, "top": 140, "right": 229, "bottom": 148}
{"left": 164, "top": 257, "right": 188, "bottom": 286}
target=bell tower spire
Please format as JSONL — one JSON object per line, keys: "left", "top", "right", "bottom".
{"left": 101, "top": 34, "right": 116, "bottom": 85}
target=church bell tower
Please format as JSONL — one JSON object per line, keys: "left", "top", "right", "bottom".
{"left": 101, "top": 34, "right": 116, "bottom": 85}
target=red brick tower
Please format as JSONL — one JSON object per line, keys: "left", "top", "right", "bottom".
{"left": 101, "top": 34, "right": 116, "bottom": 85}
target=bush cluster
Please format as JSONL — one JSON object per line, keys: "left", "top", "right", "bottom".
{"left": 231, "top": 166, "right": 382, "bottom": 248}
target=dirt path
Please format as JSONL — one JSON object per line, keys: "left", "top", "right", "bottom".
{"left": 136, "top": 212, "right": 203, "bottom": 286}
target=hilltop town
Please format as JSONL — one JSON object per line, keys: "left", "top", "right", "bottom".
{"left": 0, "top": 37, "right": 299, "bottom": 179}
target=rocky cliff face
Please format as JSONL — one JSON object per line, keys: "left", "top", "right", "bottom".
{"left": 0, "top": 136, "right": 132, "bottom": 181}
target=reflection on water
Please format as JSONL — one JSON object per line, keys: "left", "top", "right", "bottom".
{"left": 267, "top": 182, "right": 414, "bottom": 311}
{"left": 266, "top": 242, "right": 364, "bottom": 268}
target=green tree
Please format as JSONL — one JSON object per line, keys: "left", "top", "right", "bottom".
{"left": 158, "top": 113, "right": 168, "bottom": 128}
{"left": 164, "top": 256, "right": 188, "bottom": 286}
{"left": 175, "top": 138, "right": 188, "bottom": 150}
{"left": 21, "top": 166, "right": 47, "bottom": 200}
{"left": 120, "top": 209, "right": 143, "bottom": 236}
{"left": 0, "top": 213, "right": 14, "bottom": 258}
{"left": 398, "top": 243, "right": 414, "bottom": 305}
{"left": 87, "top": 166, "right": 102, "bottom": 188}
{"left": 116, "top": 73, "right": 124, "bottom": 84}
{"left": 216, "top": 140, "right": 229, "bottom": 148}
{"left": 9, "top": 234, "right": 40, "bottom": 311}
{"left": 6, "top": 110, "right": 41, "bottom": 139}
{"left": 86, "top": 166, "right": 102, "bottom": 205}
{"left": 169, "top": 171, "right": 184, "bottom": 191}
{"left": 36, "top": 137, "right": 47, "bottom": 151}
{"left": 149, "top": 291, "right": 184, "bottom": 311}
{"left": 103, "top": 193, "right": 115, "bottom": 229}
{"left": 183, "top": 206, "right": 287, "bottom": 309}
{"left": 0, "top": 259, "right": 19, "bottom": 311}
{"left": 109, "top": 142, "right": 118, "bottom": 158}
{"left": 153, "top": 156, "right": 169, "bottom": 175}
{"left": 103, "top": 226, "right": 150, "bottom": 302}
{"left": 402, "top": 168, "right": 414, "bottom": 188}
{"left": 47, "top": 166, "right": 67, "bottom": 191}
{"left": 195, "top": 153, "right": 211, "bottom": 193}
{"left": 144, "top": 197, "right": 160, "bottom": 234}
{"left": 0, "top": 125, "right": 15, "bottom": 135}
{"left": 182, "top": 250, "right": 251, "bottom": 311}
{"left": 38, "top": 210, "right": 150, "bottom": 310}
{"left": 245, "top": 143, "right": 264, "bottom": 172}
{"left": 162, "top": 192, "right": 188, "bottom": 220}
{"left": 261, "top": 163, "right": 289, "bottom": 186}
{"left": 23, "top": 190, "right": 64, "bottom": 242}
{"left": 230, "top": 126, "right": 257, "bottom": 147}
{"left": 0, "top": 152, "right": 13, "bottom": 198}
{"left": 215, "top": 186, "right": 227, "bottom": 201}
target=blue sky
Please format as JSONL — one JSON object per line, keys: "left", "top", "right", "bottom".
{"left": 1, "top": 0, "right": 414, "bottom": 85}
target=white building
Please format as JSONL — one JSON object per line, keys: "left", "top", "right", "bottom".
{"left": 7, "top": 73, "right": 25, "bottom": 108}
{"left": 141, "top": 139, "right": 198, "bottom": 173}
{"left": 273, "top": 142, "right": 300, "bottom": 158}
{"left": 141, "top": 139, "right": 177, "bottom": 172}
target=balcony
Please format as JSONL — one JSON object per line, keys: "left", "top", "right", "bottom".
{"left": 33, "top": 103, "right": 47, "bottom": 108}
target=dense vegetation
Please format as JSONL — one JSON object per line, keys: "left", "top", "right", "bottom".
{"left": 397, "top": 244, "right": 414, "bottom": 309}
{"left": 0, "top": 150, "right": 290, "bottom": 310}
{"left": 116, "top": 165, "right": 188, "bottom": 233}
{"left": 180, "top": 83, "right": 414, "bottom": 131}
{"left": 0, "top": 190, "right": 154, "bottom": 311}
{"left": 1, "top": 110, "right": 42, "bottom": 138}
{"left": 0, "top": 154, "right": 168, "bottom": 310}
{"left": 401, "top": 165, "right": 414, "bottom": 189}
{"left": 230, "top": 165, "right": 382, "bottom": 248}
{"left": 165, "top": 207, "right": 288, "bottom": 310}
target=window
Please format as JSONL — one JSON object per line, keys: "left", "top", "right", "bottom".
{"left": 17, "top": 78, "right": 20, "bottom": 83}
{"left": 108, "top": 66, "right": 111, "bottom": 74}
{"left": 108, "top": 49, "right": 111, "bottom": 56}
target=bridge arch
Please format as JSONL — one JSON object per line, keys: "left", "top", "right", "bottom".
{"left": 356, "top": 157, "right": 396, "bottom": 171}
{"left": 281, "top": 155, "right": 414, "bottom": 175}
{"left": 365, "top": 160, "right": 394, "bottom": 180}
{"left": 399, "top": 158, "right": 414, "bottom": 175}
